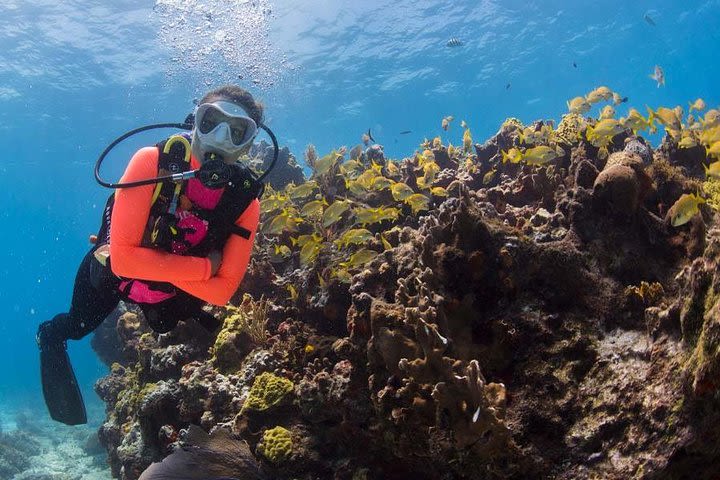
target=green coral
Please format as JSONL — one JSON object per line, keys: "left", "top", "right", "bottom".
{"left": 257, "top": 426, "right": 293, "bottom": 464}
{"left": 242, "top": 372, "right": 294, "bottom": 413}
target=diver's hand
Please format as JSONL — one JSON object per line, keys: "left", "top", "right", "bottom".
{"left": 208, "top": 250, "right": 223, "bottom": 276}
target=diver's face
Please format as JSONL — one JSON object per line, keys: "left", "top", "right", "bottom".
{"left": 192, "top": 100, "right": 257, "bottom": 164}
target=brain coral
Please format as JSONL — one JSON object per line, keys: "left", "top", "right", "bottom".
{"left": 241, "top": 372, "right": 294, "bottom": 413}
{"left": 257, "top": 425, "right": 293, "bottom": 464}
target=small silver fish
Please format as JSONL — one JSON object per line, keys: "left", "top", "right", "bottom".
{"left": 650, "top": 65, "right": 665, "bottom": 87}
{"left": 644, "top": 12, "right": 656, "bottom": 26}
{"left": 446, "top": 37, "right": 464, "bottom": 47}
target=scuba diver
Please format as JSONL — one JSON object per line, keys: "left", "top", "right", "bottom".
{"left": 36, "top": 85, "right": 278, "bottom": 425}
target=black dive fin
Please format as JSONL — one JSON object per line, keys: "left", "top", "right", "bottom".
{"left": 40, "top": 344, "right": 87, "bottom": 425}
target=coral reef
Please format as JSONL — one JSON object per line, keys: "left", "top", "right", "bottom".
{"left": 91, "top": 96, "right": 720, "bottom": 479}
{"left": 248, "top": 140, "right": 305, "bottom": 191}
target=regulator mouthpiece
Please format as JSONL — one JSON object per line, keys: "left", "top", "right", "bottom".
{"left": 198, "top": 156, "right": 232, "bottom": 189}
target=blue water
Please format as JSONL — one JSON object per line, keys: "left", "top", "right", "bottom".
{"left": 0, "top": 0, "right": 717, "bottom": 475}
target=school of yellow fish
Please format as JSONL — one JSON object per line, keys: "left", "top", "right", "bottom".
{"left": 259, "top": 133, "right": 461, "bottom": 295}
{"left": 258, "top": 90, "right": 720, "bottom": 299}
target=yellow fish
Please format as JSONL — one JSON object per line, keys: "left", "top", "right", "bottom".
{"left": 274, "top": 244, "right": 291, "bottom": 257}
{"left": 707, "top": 141, "right": 720, "bottom": 160}
{"left": 322, "top": 200, "right": 351, "bottom": 227}
{"left": 586, "top": 119, "right": 625, "bottom": 147}
{"left": 501, "top": 147, "right": 523, "bottom": 164}
{"left": 700, "top": 126, "right": 720, "bottom": 146}
{"left": 371, "top": 176, "right": 394, "bottom": 191}
{"left": 340, "top": 159, "right": 364, "bottom": 174}
{"left": 339, "top": 248, "right": 379, "bottom": 269}
{"left": 704, "top": 109, "right": 720, "bottom": 129}
{"left": 420, "top": 149, "right": 435, "bottom": 164}
{"left": 331, "top": 267, "right": 352, "bottom": 284}
{"left": 405, "top": 193, "right": 431, "bottom": 213}
{"left": 678, "top": 133, "right": 698, "bottom": 149}
{"left": 621, "top": 108, "right": 652, "bottom": 134}
{"left": 286, "top": 284, "right": 299, "bottom": 301}
{"left": 668, "top": 193, "right": 705, "bottom": 227}
{"left": 689, "top": 98, "right": 706, "bottom": 112}
{"left": 385, "top": 161, "right": 400, "bottom": 176}
{"left": 334, "top": 228, "right": 374, "bottom": 248}
{"left": 264, "top": 209, "right": 302, "bottom": 235}
{"left": 649, "top": 107, "right": 681, "bottom": 131}
{"left": 390, "top": 182, "right": 415, "bottom": 201}
{"left": 612, "top": 92, "right": 628, "bottom": 105}
{"left": 522, "top": 145, "right": 562, "bottom": 166}
{"left": 482, "top": 169, "right": 497, "bottom": 185}
{"left": 291, "top": 233, "right": 323, "bottom": 247}
{"left": 261, "top": 193, "right": 291, "bottom": 215}
{"left": 596, "top": 86, "right": 613, "bottom": 100}
{"left": 463, "top": 128, "right": 473, "bottom": 152}
{"left": 312, "top": 150, "right": 342, "bottom": 176}
{"left": 380, "top": 233, "right": 393, "bottom": 251}
{"left": 441, "top": 116, "right": 453, "bottom": 131}
{"left": 287, "top": 181, "right": 318, "bottom": 200}
{"left": 299, "top": 239, "right": 322, "bottom": 265}
{"left": 599, "top": 105, "right": 616, "bottom": 120}
{"left": 430, "top": 186, "right": 448, "bottom": 197}
{"left": 269, "top": 244, "right": 291, "bottom": 263}
{"left": 704, "top": 161, "right": 720, "bottom": 179}
{"left": 354, "top": 206, "right": 400, "bottom": 226}
{"left": 418, "top": 161, "right": 440, "bottom": 188}
{"left": 567, "top": 96, "right": 591, "bottom": 114}
{"left": 585, "top": 88, "right": 605, "bottom": 104}
{"left": 299, "top": 198, "right": 328, "bottom": 218}
{"left": 346, "top": 179, "right": 368, "bottom": 197}
{"left": 354, "top": 168, "right": 378, "bottom": 189}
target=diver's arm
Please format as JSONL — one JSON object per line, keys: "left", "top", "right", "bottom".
{"left": 109, "top": 147, "right": 212, "bottom": 282}
{"left": 172, "top": 198, "right": 260, "bottom": 305}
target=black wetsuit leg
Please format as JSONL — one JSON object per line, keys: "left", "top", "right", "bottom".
{"left": 139, "top": 291, "right": 214, "bottom": 333}
{"left": 37, "top": 249, "right": 122, "bottom": 344}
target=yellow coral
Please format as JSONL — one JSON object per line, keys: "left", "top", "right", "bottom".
{"left": 556, "top": 113, "right": 586, "bottom": 145}
{"left": 703, "top": 177, "right": 720, "bottom": 212}
{"left": 501, "top": 117, "right": 524, "bottom": 131}
{"left": 242, "top": 372, "right": 294, "bottom": 413}
{"left": 211, "top": 295, "right": 268, "bottom": 372}
{"left": 257, "top": 426, "right": 293, "bottom": 464}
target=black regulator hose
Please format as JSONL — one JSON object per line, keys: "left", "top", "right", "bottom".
{"left": 94, "top": 121, "right": 279, "bottom": 189}
{"left": 94, "top": 123, "right": 193, "bottom": 188}
{"left": 257, "top": 123, "right": 279, "bottom": 183}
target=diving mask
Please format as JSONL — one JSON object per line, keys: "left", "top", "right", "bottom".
{"left": 191, "top": 101, "right": 258, "bottom": 163}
